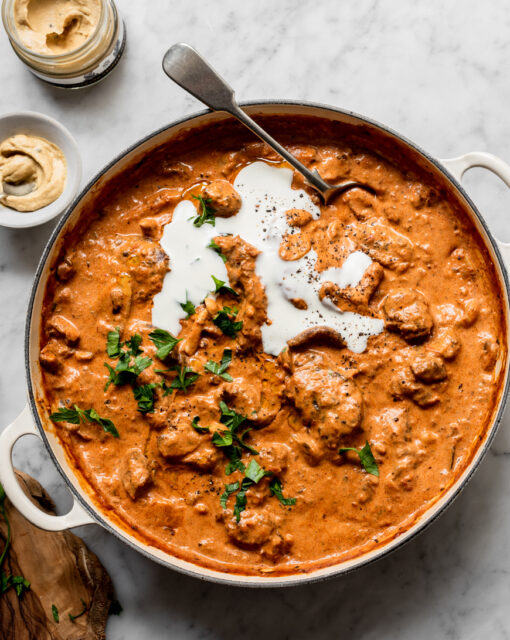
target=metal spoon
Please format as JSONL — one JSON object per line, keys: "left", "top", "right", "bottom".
{"left": 162, "top": 43, "right": 373, "bottom": 205}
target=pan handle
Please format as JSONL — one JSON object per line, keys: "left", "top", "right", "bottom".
{"left": 440, "top": 152, "right": 510, "bottom": 267}
{"left": 0, "top": 405, "right": 96, "bottom": 530}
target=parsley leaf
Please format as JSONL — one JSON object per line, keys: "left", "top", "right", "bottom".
{"left": 269, "top": 477, "right": 296, "bottom": 506}
{"left": 219, "top": 401, "right": 247, "bottom": 432}
{"left": 1, "top": 573, "right": 30, "bottom": 597}
{"left": 191, "top": 416, "right": 210, "bottom": 434}
{"left": 220, "top": 460, "right": 271, "bottom": 522}
{"left": 237, "top": 427, "right": 258, "bottom": 455}
{"left": 168, "top": 365, "right": 199, "bottom": 392}
{"left": 125, "top": 334, "right": 143, "bottom": 356}
{"left": 52, "top": 604, "right": 60, "bottom": 623}
{"left": 204, "top": 349, "right": 233, "bottom": 381}
{"left": 107, "top": 330, "right": 142, "bottom": 359}
{"left": 86, "top": 408, "right": 120, "bottom": 438}
{"left": 104, "top": 354, "right": 152, "bottom": 390}
{"left": 233, "top": 490, "right": 248, "bottom": 522}
{"left": 69, "top": 598, "right": 88, "bottom": 623}
{"left": 105, "top": 332, "right": 159, "bottom": 414}
{"left": 212, "top": 430, "right": 234, "bottom": 447}
{"left": 244, "top": 459, "right": 268, "bottom": 484}
{"left": 211, "top": 275, "right": 239, "bottom": 298}
{"left": 12, "top": 575, "right": 30, "bottom": 597}
{"left": 207, "top": 239, "right": 227, "bottom": 263}
{"left": 106, "top": 328, "right": 122, "bottom": 358}
{"left": 338, "top": 441, "right": 379, "bottom": 476}
{"left": 50, "top": 405, "right": 119, "bottom": 438}
{"left": 225, "top": 451, "right": 246, "bottom": 476}
{"left": 149, "top": 329, "right": 180, "bottom": 361}
{"left": 213, "top": 306, "right": 243, "bottom": 337}
{"left": 180, "top": 293, "right": 196, "bottom": 317}
{"left": 133, "top": 383, "right": 160, "bottom": 413}
{"left": 192, "top": 194, "right": 216, "bottom": 227}
{"left": 220, "top": 482, "right": 239, "bottom": 508}
{"left": 47, "top": 406, "right": 80, "bottom": 424}
{"left": 212, "top": 402, "right": 258, "bottom": 474}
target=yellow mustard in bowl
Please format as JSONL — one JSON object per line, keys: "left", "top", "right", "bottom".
{"left": 0, "top": 134, "right": 66, "bottom": 211}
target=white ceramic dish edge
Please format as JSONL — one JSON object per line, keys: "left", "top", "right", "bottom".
{"left": 0, "top": 111, "right": 82, "bottom": 229}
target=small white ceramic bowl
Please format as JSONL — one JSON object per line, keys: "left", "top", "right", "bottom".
{"left": 0, "top": 111, "right": 81, "bottom": 229}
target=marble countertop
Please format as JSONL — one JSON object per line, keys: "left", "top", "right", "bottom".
{"left": 2, "top": 0, "right": 510, "bottom": 637}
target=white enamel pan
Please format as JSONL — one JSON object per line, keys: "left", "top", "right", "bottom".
{"left": 1, "top": 102, "right": 510, "bottom": 587}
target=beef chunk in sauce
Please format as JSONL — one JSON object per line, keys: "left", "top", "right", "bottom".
{"left": 121, "top": 448, "right": 153, "bottom": 499}
{"left": 202, "top": 180, "right": 242, "bottom": 217}
{"left": 352, "top": 218, "right": 414, "bottom": 272}
{"left": 286, "top": 356, "right": 363, "bottom": 450}
{"left": 410, "top": 352, "right": 447, "bottom": 383}
{"left": 47, "top": 314, "right": 80, "bottom": 346}
{"left": 382, "top": 288, "right": 434, "bottom": 341}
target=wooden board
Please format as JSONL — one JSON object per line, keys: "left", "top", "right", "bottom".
{"left": 0, "top": 471, "right": 114, "bottom": 640}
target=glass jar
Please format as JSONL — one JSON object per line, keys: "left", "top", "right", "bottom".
{"left": 2, "top": 0, "right": 126, "bottom": 89}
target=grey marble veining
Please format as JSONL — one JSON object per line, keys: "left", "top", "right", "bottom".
{"left": 2, "top": 0, "right": 510, "bottom": 637}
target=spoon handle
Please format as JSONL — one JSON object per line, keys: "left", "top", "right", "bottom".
{"left": 162, "top": 43, "right": 331, "bottom": 196}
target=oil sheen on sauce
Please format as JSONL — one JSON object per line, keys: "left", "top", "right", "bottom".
{"left": 152, "top": 161, "right": 384, "bottom": 354}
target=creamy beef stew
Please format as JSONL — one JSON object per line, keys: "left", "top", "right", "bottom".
{"left": 39, "top": 117, "right": 507, "bottom": 576}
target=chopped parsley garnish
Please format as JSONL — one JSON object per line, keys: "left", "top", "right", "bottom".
{"left": 220, "top": 460, "right": 272, "bottom": 522}
{"left": 106, "top": 329, "right": 142, "bottom": 359}
{"left": 212, "top": 430, "right": 234, "bottom": 447}
{"left": 338, "top": 441, "right": 379, "bottom": 476}
{"left": 180, "top": 293, "right": 196, "bottom": 317}
{"left": 68, "top": 598, "right": 88, "bottom": 623}
{"left": 245, "top": 458, "right": 268, "bottom": 484}
{"left": 52, "top": 604, "right": 59, "bottom": 623}
{"left": 149, "top": 328, "right": 180, "bottom": 360}
{"left": 211, "top": 275, "right": 239, "bottom": 297}
{"left": 105, "top": 331, "right": 167, "bottom": 414}
{"left": 125, "top": 334, "right": 143, "bottom": 356}
{"left": 204, "top": 349, "right": 233, "bottom": 381}
{"left": 213, "top": 306, "right": 243, "bottom": 337}
{"left": 211, "top": 402, "right": 258, "bottom": 474}
{"left": 1, "top": 573, "right": 30, "bottom": 598}
{"left": 104, "top": 331, "right": 152, "bottom": 390}
{"left": 192, "top": 194, "right": 216, "bottom": 227}
{"left": 220, "top": 482, "right": 239, "bottom": 508}
{"left": 106, "top": 327, "right": 122, "bottom": 358}
{"left": 167, "top": 365, "right": 199, "bottom": 392}
{"left": 224, "top": 451, "right": 245, "bottom": 476}
{"left": 133, "top": 383, "right": 161, "bottom": 413}
{"left": 269, "top": 477, "right": 297, "bottom": 506}
{"left": 50, "top": 405, "right": 119, "bottom": 438}
{"left": 207, "top": 239, "right": 227, "bottom": 263}
{"left": 191, "top": 416, "right": 210, "bottom": 434}
{"left": 219, "top": 401, "right": 247, "bottom": 433}
{"left": 0, "top": 482, "right": 30, "bottom": 599}
{"left": 233, "top": 489, "right": 248, "bottom": 522}
{"left": 104, "top": 354, "right": 152, "bottom": 390}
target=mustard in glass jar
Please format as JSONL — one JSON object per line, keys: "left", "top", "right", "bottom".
{"left": 2, "top": 0, "right": 125, "bottom": 88}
